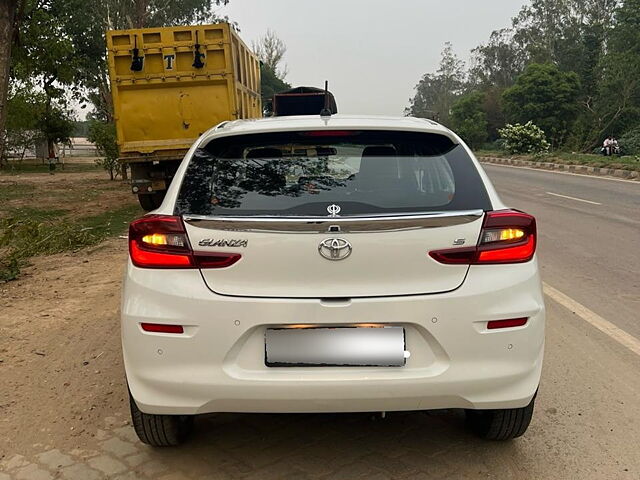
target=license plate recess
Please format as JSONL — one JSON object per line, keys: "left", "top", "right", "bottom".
{"left": 265, "top": 326, "right": 406, "bottom": 367}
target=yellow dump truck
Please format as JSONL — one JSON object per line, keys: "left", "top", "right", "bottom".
{"left": 106, "top": 23, "right": 262, "bottom": 210}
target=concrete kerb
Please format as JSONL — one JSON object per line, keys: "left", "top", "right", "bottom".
{"left": 478, "top": 156, "right": 640, "bottom": 181}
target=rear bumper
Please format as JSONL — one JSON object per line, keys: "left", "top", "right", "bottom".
{"left": 121, "top": 260, "right": 545, "bottom": 415}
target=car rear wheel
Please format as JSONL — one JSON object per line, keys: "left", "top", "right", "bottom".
{"left": 129, "top": 391, "right": 193, "bottom": 446}
{"left": 465, "top": 395, "right": 536, "bottom": 440}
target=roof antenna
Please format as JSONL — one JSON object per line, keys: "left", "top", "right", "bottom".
{"left": 320, "top": 80, "right": 332, "bottom": 117}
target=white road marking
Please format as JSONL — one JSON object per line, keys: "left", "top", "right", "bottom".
{"left": 482, "top": 162, "right": 640, "bottom": 184}
{"left": 545, "top": 191, "right": 602, "bottom": 205}
{"left": 543, "top": 283, "right": 640, "bottom": 357}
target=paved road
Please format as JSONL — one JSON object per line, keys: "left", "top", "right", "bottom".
{"left": 1, "top": 166, "right": 640, "bottom": 480}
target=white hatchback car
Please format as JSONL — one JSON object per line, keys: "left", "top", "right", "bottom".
{"left": 122, "top": 115, "right": 545, "bottom": 446}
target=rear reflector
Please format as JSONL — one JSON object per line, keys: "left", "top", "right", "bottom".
{"left": 487, "top": 318, "right": 528, "bottom": 330}
{"left": 129, "top": 215, "right": 242, "bottom": 269}
{"left": 429, "top": 210, "right": 536, "bottom": 265}
{"left": 141, "top": 323, "right": 184, "bottom": 334}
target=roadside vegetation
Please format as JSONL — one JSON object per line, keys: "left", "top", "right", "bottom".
{"left": 0, "top": 205, "right": 139, "bottom": 281}
{"left": 0, "top": 167, "right": 141, "bottom": 282}
{"left": 475, "top": 149, "right": 640, "bottom": 171}
{"left": 406, "top": 0, "right": 640, "bottom": 161}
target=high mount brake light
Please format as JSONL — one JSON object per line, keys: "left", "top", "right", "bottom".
{"left": 429, "top": 210, "right": 536, "bottom": 265}
{"left": 128, "top": 215, "right": 241, "bottom": 269}
{"left": 301, "top": 130, "right": 359, "bottom": 137}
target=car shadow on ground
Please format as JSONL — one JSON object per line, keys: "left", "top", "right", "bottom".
{"left": 143, "top": 411, "right": 523, "bottom": 479}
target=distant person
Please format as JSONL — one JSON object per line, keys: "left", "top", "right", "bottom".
{"left": 611, "top": 137, "right": 620, "bottom": 155}
{"left": 602, "top": 137, "right": 613, "bottom": 156}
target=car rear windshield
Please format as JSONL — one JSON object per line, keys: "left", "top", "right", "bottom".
{"left": 175, "top": 130, "right": 491, "bottom": 216}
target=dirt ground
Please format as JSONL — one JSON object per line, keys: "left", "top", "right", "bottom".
{"left": 1, "top": 165, "right": 133, "bottom": 456}
{"left": 0, "top": 238, "right": 129, "bottom": 457}
{"left": 0, "top": 169, "right": 134, "bottom": 220}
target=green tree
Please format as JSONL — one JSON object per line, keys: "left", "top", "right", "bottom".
{"left": 406, "top": 42, "right": 465, "bottom": 124}
{"left": 450, "top": 92, "right": 488, "bottom": 149}
{"left": 597, "top": 0, "right": 640, "bottom": 133}
{"left": 482, "top": 87, "right": 506, "bottom": 141}
{"left": 4, "top": 86, "right": 45, "bottom": 162}
{"left": 253, "top": 30, "right": 291, "bottom": 116}
{"left": 260, "top": 65, "right": 291, "bottom": 116}
{"left": 10, "top": 0, "right": 80, "bottom": 161}
{"left": 88, "top": 119, "right": 119, "bottom": 180}
{"left": 467, "top": 0, "right": 624, "bottom": 150}
{"left": 502, "top": 63, "right": 581, "bottom": 146}
{"left": 469, "top": 29, "right": 525, "bottom": 89}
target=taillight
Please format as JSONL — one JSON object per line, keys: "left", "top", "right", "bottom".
{"left": 128, "top": 215, "right": 241, "bottom": 269}
{"left": 429, "top": 210, "right": 536, "bottom": 265}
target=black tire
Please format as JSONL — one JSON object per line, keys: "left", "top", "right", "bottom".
{"left": 137, "top": 192, "right": 164, "bottom": 211}
{"left": 465, "top": 395, "right": 536, "bottom": 440}
{"left": 129, "top": 391, "right": 193, "bottom": 447}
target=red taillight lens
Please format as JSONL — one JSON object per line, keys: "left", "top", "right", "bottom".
{"left": 129, "top": 215, "right": 241, "bottom": 269}
{"left": 195, "top": 253, "right": 242, "bottom": 268}
{"left": 130, "top": 240, "right": 193, "bottom": 268}
{"left": 429, "top": 210, "right": 536, "bottom": 265}
{"left": 141, "top": 323, "right": 184, "bottom": 334}
{"left": 129, "top": 215, "right": 194, "bottom": 269}
{"left": 487, "top": 318, "right": 528, "bottom": 330}
{"left": 477, "top": 235, "right": 535, "bottom": 263}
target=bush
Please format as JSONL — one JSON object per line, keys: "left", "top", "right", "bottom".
{"left": 498, "top": 121, "right": 550, "bottom": 154}
{"left": 619, "top": 127, "right": 640, "bottom": 156}
{"left": 88, "top": 120, "right": 120, "bottom": 180}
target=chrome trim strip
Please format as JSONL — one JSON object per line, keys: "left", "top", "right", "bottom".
{"left": 183, "top": 209, "right": 484, "bottom": 233}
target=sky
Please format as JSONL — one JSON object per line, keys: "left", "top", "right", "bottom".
{"left": 216, "top": 0, "right": 527, "bottom": 116}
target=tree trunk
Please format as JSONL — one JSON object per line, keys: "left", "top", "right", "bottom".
{"left": 0, "top": 0, "right": 18, "bottom": 164}
{"left": 134, "top": 0, "right": 148, "bottom": 28}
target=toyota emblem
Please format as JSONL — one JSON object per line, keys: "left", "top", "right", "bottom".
{"left": 318, "top": 238, "right": 352, "bottom": 261}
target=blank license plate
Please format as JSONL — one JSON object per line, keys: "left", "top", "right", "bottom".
{"left": 265, "top": 326, "right": 406, "bottom": 367}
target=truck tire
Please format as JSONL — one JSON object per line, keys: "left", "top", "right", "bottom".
{"left": 465, "top": 395, "right": 535, "bottom": 440}
{"left": 129, "top": 391, "right": 193, "bottom": 447}
{"left": 137, "top": 192, "right": 164, "bottom": 211}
